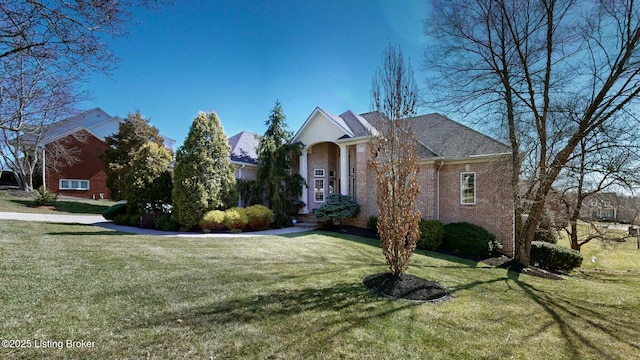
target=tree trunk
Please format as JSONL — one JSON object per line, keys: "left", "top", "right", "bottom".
{"left": 569, "top": 222, "right": 581, "bottom": 251}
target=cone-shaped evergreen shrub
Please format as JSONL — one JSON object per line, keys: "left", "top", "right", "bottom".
{"left": 172, "top": 112, "right": 236, "bottom": 230}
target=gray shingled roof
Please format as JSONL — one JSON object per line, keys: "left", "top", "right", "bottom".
{"left": 228, "top": 131, "right": 261, "bottom": 165}
{"left": 360, "top": 112, "right": 510, "bottom": 159}
{"left": 338, "top": 110, "right": 372, "bottom": 137}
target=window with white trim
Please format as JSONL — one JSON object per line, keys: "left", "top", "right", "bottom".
{"left": 314, "top": 178, "right": 325, "bottom": 202}
{"left": 460, "top": 172, "right": 476, "bottom": 205}
{"left": 314, "top": 169, "right": 325, "bottom": 177}
{"left": 60, "top": 179, "right": 90, "bottom": 190}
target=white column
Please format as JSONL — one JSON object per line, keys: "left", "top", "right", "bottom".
{"left": 41, "top": 147, "right": 46, "bottom": 190}
{"left": 339, "top": 144, "right": 348, "bottom": 196}
{"left": 300, "top": 149, "right": 309, "bottom": 214}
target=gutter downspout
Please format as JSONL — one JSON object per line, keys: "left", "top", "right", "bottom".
{"left": 436, "top": 158, "right": 444, "bottom": 220}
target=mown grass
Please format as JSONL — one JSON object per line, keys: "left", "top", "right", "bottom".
{"left": 557, "top": 223, "right": 640, "bottom": 271}
{"left": 0, "top": 189, "right": 114, "bottom": 214}
{"left": 1, "top": 221, "right": 638, "bottom": 359}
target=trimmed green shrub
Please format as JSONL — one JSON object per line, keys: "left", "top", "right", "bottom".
{"left": 113, "top": 214, "right": 126, "bottom": 225}
{"left": 127, "top": 214, "right": 141, "bottom": 226}
{"left": 102, "top": 202, "right": 128, "bottom": 221}
{"left": 199, "top": 210, "right": 226, "bottom": 231}
{"left": 316, "top": 194, "right": 360, "bottom": 226}
{"left": 245, "top": 205, "right": 274, "bottom": 230}
{"left": 32, "top": 186, "right": 58, "bottom": 206}
{"left": 530, "top": 241, "right": 583, "bottom": 273}
{"left": 223, "top": 207, "right": 248, "bottom": 230}
{"left": 417, "top": 219, "right": 445, "bottom": 250}
{"left": 442, "top": 222, "right": 502, "bottom": 258}
{"left": 113, "top": 213, "right": 140, "bottom": 226}
{"left": 154, "top": 214, "right": 180, "bottom": 231}
{"left": 367, "top": 215, "right": 378, "bottom": 231}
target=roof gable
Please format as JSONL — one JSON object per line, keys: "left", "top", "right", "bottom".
{"left": 228, "top": 131, "right": 260, "bottom": 165}
{"left": 41, "top": 108, "right": 122, "bottom": 144}
{"left": 291, "top": 107, "right": 354, "bottom": 147}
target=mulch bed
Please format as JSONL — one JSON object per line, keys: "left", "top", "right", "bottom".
{"left": 362, "top": 273, "right": 449, "bottom": 303}
{"left": 328, "top": 226, "right": 564, "bottom": 301}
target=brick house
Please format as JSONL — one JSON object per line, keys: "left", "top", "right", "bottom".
{"left": 36, "top": 108, "right": 174, "bottom": 199}
{"left": 290, "top": 107, "right": 515, "bottom": 255}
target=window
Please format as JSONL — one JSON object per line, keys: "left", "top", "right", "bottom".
{"left": 314, "top": 178, "right": 325, "bottom": 202}
{"left": 59, "top": 179, "right": 89, "bottom": 190}
{"left": 329, "top": 170, "right": 335, "bottom": 178}
{"left": 349, "top": 176, "right": 356, "bottom": 199}
{"left": 314, "top": 169, "right": 325, "bottom": 177}
{"left": 329, "top": 179, "right": 336, "bottom": 194}
{"left": 460, "top": 172, "right": 476, "bottom": 205}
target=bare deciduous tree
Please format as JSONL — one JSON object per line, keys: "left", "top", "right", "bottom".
{"left": 426, "top": 0, "right": 640, "bottom": 266}
{"left": 0, "top": 55, "right": 80, "bottom": 190}
{"left": 552, "top": 116, "right": 640, "bottom": 251}
{"left": 0, "top": 0, "right": 167, "bottom": 190}
{"left": 369, "top": 44, "right": 421, "bottom": 277}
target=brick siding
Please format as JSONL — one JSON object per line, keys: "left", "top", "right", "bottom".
{"left": 45, "top": 130, "right": 111, "bottom": 199}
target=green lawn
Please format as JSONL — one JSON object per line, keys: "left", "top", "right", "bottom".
{"left": 1, "top": 220, "right": 638, "bottom": 359}
{"left": 0, "top": 189, "right": 115, "bottom": 214}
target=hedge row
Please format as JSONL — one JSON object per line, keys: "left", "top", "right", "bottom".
{"left": 102, "top": 202, "right": 275, "bottom": 233}
{"left": 199, "top": 205, "right": 274, "bottom": 232}
{"left": 368, "top": 217, "right": 500, "bottom": 258}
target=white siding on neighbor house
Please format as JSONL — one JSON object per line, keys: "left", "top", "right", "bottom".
{"left": 89, "top": 118, "right": 122, "bottom": 140}
{"left": 234, "top": 165, "right": 257, "bottom": 181}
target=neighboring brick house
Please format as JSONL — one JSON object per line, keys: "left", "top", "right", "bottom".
{"left": 36, "top": 108, "right": 174, "bottom": 199}
{"left": 290, "top": 107, "right": 515, "bottom": 255}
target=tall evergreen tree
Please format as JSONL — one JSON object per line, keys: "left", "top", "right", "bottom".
{"left": 124, "top": 142, "right": 173, "bottom": 215}
{"left": 100, "top": 111, "right": 165, "bottom": 200}
{"left": 172, "top": 112, "right": 236, "bottom": 230}
{"left": 256, "top": 101, "right": 304, "bottom": 226}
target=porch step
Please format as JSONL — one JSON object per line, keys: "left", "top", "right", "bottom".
{"left": 294, "top": 214, "right": 319, "bottom": 229}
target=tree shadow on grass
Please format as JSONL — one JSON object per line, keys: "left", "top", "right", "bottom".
{"left": 48, "top": 230, "right": 132, "bottom": 236}
{"left": 317, "top": 229, "right": 484, "bottom": 269}
{"left": 128, "top": 281, "right": 419, "bottom": 358}
{"left": 507, "top": 269, "right": 638, "bottom": 358}
{"left": 521, "top": 269, "right": 638, "bottom": 357}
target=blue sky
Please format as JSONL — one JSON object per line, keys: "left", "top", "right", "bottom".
{"left": 82, "top": 0, "right": 431, "bottom": 148}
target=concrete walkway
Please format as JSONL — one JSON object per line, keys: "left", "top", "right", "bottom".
{"left": 0, "top": 212, "right": 314, "bottom": 237}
